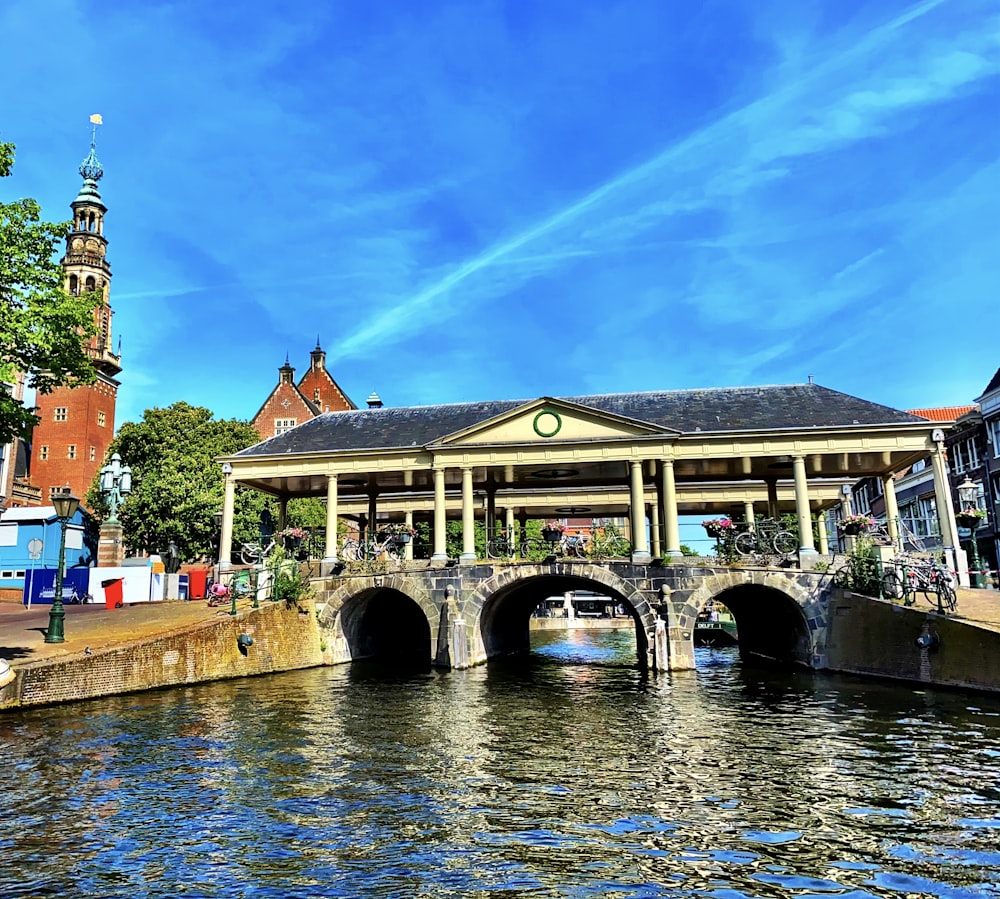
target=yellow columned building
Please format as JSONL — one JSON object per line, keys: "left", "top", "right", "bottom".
{"left": 216, "top": 382, "right": 943, "bottom": 569}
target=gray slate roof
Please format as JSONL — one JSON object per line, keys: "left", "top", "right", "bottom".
{"left": 235, "top": 383, "right": 928, "bottom": 457}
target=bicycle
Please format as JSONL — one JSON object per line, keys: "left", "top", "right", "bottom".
{"left": 734, "top": 518, "right": 798, "bottom": 556}
{"left": 881, "top": 555, "right": 956, "bottom": 613}
{"left": 239, "top": 537, "right": 276, "bottom": 565}
{"left": 587, "top": 522, "right": 631, "bottom": 560}
{"left": 341, "top": 534, "right": 401, "bottom": 562}
{"left": 486, "top": 527, "right": 516, "bottom": 559}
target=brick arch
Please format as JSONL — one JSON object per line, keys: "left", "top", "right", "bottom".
{"left": 674, "top": 570, "right": 829, "bottom": 667}
{"left": 461, "top": 562, "right": 660, "bottom": 666}
{"left": 317, "top": 574, "right": 438, "bottom": 664}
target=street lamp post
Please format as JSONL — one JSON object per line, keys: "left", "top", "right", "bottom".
{"left": 957, "top": 477, "right": 986, "bottom": 589}
{"left": 99, "top": 453, "right": 132, "bottom": 521}
{"left": 45, "top": 490, "right": 81, "bottom": 644}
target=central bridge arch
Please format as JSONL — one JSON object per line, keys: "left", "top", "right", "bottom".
{"left": 464, "top": 563, "right": 661, "bottom": 669}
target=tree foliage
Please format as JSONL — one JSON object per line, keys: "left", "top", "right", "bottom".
{"left": 1, "top": 139, "right": 100, "bottom": 444}
{"left": 86, "top": 402, "right": 265, "bottom": 561}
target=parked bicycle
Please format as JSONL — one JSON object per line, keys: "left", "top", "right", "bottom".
{"left": 734, "top": 518, "right": 798, "bottom": 556}
{"left": 486, "top": 527, "right": 516, "bottom": 559}
{"left": 586, "top": 521, "right": 631, "bottom": 559}
{"left": 881, "top": 555, "right": 956, "bottom": 613}
{"left": 341, "top": 533, "right": 402, "bottom": 562}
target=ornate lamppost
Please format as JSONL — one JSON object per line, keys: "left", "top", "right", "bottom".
{"left": 99, "top": 453, "right": 132, "bottom": 522}
{"left": 98, "top": 453, "right": 132, "bottom": 567}
{"left": 45, "top": 490, "right": 81, "bottom": 644}
{"left": 957, "top": 477, "right": 986, "bottom": 589}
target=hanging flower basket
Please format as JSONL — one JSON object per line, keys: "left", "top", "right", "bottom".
{"left": 956, "top": 510, "right": 986, "bottom": 530}
{"left": 702, "top": 518, "right": 732, "bottom": 539}
{"left": 541, "top": 521, "right": 565, "bottom": 544}
{"left": 837, "top": 515, "right": 874, "bottom": 536}
{"left": 392, "top": 532, "right": 412, "bottom": 545}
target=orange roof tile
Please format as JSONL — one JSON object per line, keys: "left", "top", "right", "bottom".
{"left": 905, "top": 405, "right": 977, "bottom": 422}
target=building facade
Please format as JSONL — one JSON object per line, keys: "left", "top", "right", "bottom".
{"left": 251, "top": 341, "right": 355, "bottom": 440}
{"left": 29, "top": 138, "right": 121, "bottom": 505}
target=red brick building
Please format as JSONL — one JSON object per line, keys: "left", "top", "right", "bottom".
{"left": 251, "top": 342, "right": 355, "bottom": 440}
{"left": 29, "top": 137, "right": 121, "bottom": 505}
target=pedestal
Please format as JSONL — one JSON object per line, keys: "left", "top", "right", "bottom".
{"left": 98, "top": 521, "right": 125, "bottom": 567}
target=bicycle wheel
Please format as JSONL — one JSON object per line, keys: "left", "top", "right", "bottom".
{"left": 938, "top": 583, "right": 957, "bottom": 613}
{"left": 772, "top": 530, "right": 798, "bottom": 556}
{"left": 881, "top": 570, "right": 904, "bottom": 601}
{"left": 486, "top": 539, "right": 509, "bottom": 559}
{"left": 240, "top": 543, "right": 261, "bottom": 565}
{"left": 833, "top": 564, "right": 852, "bottom": 589}
{"left": 734, "top": 532, "right": 757, "bottom": 555}
{"left": 341, "top": 539, "right": 361, "bottom": 561}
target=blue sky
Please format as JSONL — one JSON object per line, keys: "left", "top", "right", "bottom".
{"left": 2, "top": 0, "right": 999, "bottom": 431}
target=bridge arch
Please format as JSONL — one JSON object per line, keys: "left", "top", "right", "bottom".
{"left": 318, "top": 575, "right": 437, "bottom": 668}
{"left": 463, "top": 563, "right": 660, "bottom": 669}
{"left": 677, "top": 571, "right": 828, "bottom": 668}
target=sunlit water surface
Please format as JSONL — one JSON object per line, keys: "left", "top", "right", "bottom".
{"left": 2, "top": 630, "right": 999, "bottom": 898}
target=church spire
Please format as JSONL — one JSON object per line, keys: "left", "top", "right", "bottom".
{"left": 76, "top": 114, "right": 104, "bottom": 203}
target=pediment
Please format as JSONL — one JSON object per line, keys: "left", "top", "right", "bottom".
{"left": 433, "top": 397, "right": 675, "bottom": 447}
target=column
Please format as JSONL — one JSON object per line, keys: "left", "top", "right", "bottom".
{"left": 882, "top": 473, "right": 901, "bottom": 549}
{"left": 432, "top": 466, "right": 448, "bottom": 562}
{"left": 840, "top": 495, "right": 854, "bottom": 552}
{"left": 743, "top": 501, "right": 755, "bottom": 531}
{"left": 661, "top": 458, "right": 680, "bottom": 556}
{"left": 931, "top": 440, "right": 965, "bottom": 585}
{"left": 367, "top": 491, "right": 378, "bottom": 534}
{"left": 324, "top": 474, "right": 339, "bottom": 562}
{"left": 219, "top": 475, "right": 236, "bottom": 571}
{"left": 277, "top": 497, "right": 287, "bottom": 532}
{"left": 792, "top": 455, "right": 816, "bottom": 554}
{"left": 485, "top": 484, "right": 496, "bottom": 537}
{"left": 404, "top": 509, "right": 414, "bottom": 561}
{"left": 817, "top": 512, "right": 829, "bottom": 555}
{"left": 460, "top": 467, "right": 476, "bottom": 564}
{"left": 650, "top": 500, "right": 661, "bottom": 557}
{"left": 630, "top": 460, "right": 651, "bottom": 563}
{"left": 765, "top": 478, "right": 779, "bottom": 520}
{"left": 505, "top": 507, "right": 515, "bottom": 544}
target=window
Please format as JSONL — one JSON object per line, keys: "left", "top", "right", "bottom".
{"left": 990, "top": 418, "right": 1000, "bottom": 458}
{"left": 97, "top": 410, "right": 106, "bottom": 427}
{"left": 274, "top": 418, "right": 297, "bottom": 435}
{"left": 48, "top": 486, "right": 66, "bottom": 499}
{"left": 89, "top": 446, "right": 96, "bottom": 462}
{"left": 953, "top": 436, "right": 980, "bottom": 474}
{"left": 39, "top": 445, "right": 49, "bottom": 461}
{"left": 54, "top": 407, "right": 67, "bottom": 422}
{"left": 67, "top": 445, "right": 76, "bottom": 459}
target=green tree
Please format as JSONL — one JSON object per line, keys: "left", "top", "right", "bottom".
{"left": 1, "top": 140, "right": 101, "bottom": 444}
{"left": 86, "top": 402, "right": 264, "bottom": 561}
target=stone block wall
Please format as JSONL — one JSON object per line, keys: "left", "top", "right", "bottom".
{"left": 824, "top": 591, "right": 1000, "bottom": 692}
{"left": 1, "top": 599, "right": 325, "bottom": 711}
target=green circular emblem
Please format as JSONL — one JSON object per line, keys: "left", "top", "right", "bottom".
{"left": 533, "top": 410, "right": 562, "bottom": 438}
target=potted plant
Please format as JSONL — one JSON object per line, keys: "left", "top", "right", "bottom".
{"left": 701, "top": 518, "right": 733, "bottom": 539}
{"left": 541, "top": 520, "right": 565, "bottom": 543}
{"left": 956, "top": 507, "right": 987, "bottom": 530}
{"left": 837, "top": 514, "right": 875, "bottom": 536}
{"left": 380, "top": 523, "right": 416, "bottom": 544}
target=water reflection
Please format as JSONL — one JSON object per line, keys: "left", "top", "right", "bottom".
{"left": 1, "top": 633, "right": 999, "bottom": 898}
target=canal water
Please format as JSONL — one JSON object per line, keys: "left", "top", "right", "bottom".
{"left": 2, "top": 630, "right": 999, "bottom": 899}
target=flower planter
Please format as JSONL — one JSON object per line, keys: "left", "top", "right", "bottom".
{"left": 704, "top": 526, "right": 726, "bottom": 539}
{"left": 541, "top": 528, "right": 562, "bottom": 544}
{"left": 392, "top": 533, "right": 412, "bottom": 545}
{"left": 840, "top": 523, "right": 867, "bottom": 536}
{"left": 956, "top": 515, "right": 982, "bottom": 530}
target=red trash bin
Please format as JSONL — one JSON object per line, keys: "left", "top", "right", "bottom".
{"left": 188, "top": 568, "right": 208, "bottom": 600}
{"left": 101, "top": 577, "right": 124, "bottom": 609}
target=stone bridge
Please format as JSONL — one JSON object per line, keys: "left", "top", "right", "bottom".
{"left": 315, "top": 561, "right": 836, "bottom": 672}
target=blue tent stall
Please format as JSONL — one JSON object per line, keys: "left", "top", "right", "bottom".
{"left": 0, "top": 505, "right": 95, "bottom": 604}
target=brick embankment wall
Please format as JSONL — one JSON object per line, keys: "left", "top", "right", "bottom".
{"left": 0, "top": 599, "right": 326, "bottom": 711}
{"left": 824, "top": 591, "right": 1000, "bottom": 693}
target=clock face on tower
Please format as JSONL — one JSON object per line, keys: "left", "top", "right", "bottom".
{"left": 72, "top": 238, "right": 82, "bottom": 251}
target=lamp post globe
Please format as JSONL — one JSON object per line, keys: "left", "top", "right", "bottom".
{"left": 957, "top": 477, "right": 986, "bottom": 589}
{"left": 45, "top": 489, "right": 81, "bottom": 644}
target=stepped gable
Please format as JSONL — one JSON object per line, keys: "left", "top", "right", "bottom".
{"left": 236, "top": 383, "right": 926, "bottom": 457}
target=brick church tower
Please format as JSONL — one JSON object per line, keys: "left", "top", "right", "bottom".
{"left": 30, "top": 131, "right": 121, "bottom": 505}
